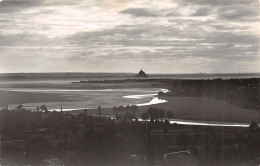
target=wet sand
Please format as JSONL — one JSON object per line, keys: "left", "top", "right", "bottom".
{"left": 0, "top": 79, "right": 162, "bottom": 110}
{"left": 0, "top": 78, "right": 259, "bottom": 124}
{"left": 70, "top": 95, "right": 259, "bottom": 123}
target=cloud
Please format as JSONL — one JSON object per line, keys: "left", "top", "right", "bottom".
{"left": 0, "top": 0, "right": 43, "bottom": 13}
{"left": 192, "top": 7, "right": 211, "bottom": 16}
{"left": 120, "top": 7, "right": 160, "bottom": 17}
{"left": 177, "top": 0, "right": 257, "bottom": 6}
{"left": 218, "top": 5, "right": 259, "bottom": 21}
{"left": 0, "top": 0, "right": 259, "bottom": 73}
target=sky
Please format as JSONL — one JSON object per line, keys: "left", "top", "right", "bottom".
{"left": 0, "top": 0, "right": 259, "bottom": 73}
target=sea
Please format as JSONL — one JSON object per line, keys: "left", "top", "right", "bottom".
{"left": 0, "top": 72, "right": 259, "bottom": 127}
{"left": 1, "top": 72, "right": 260, "bottom": 80}
{"left": 0, "top": 72, "right": 259, "bottom": 109}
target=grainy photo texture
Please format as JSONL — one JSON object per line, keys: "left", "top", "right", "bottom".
{"left": 0, "top": 0, "right": 260, "bottom": 166}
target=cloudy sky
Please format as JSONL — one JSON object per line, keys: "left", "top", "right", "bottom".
{"left": 0, "top": 0, "right": 259, "bottom": 73}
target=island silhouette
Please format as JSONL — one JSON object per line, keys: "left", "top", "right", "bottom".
{"left": 133, "top": 68, "right": 149, "bottom": 78}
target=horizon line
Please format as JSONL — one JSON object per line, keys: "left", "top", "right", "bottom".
{"left": 0, "top": 72, "right": 260, "bottom": 75}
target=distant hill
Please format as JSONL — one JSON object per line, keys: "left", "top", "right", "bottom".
{"left": 133, "top": 69, "right": 148, "bottom": 78}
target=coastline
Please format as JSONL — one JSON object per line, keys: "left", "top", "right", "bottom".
{"left": 65, "top": 107, "right": 252, "bottom": 128}
{"left": 1, "top": 77, "right": 260, "bottom": 127}
{"left": 3, "top": 87, "right": 259, "bottom": 125}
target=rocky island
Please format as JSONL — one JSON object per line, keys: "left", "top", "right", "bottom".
{"left": 133, "top": 69, "right": 149, "bottom": 78}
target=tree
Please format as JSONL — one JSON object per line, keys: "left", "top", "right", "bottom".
{"left": 163, "top": 120, "right": 170, "bottom": 151}
{"left": 119, "top": 106, "right": 124, "bottom": 116}
{"left": 84, "top": 109, "right": 88, "bottom": 116}
{"left": 125, "top": 105, "right": 138, "bottom": 115}
{"left": 123, "top": 112, "right": 135, "bottom": 121}
{"left": 157, "top": 109, "right": 165, "bottom": 121}
{"left": 141, "top": 111, "right": 149, "bottom": 122}
{"left": 166, "top": 111, "right": 174, "bottom": 121}
{"left": 40, "top": 105, "right": 48, "bottom": 113}
{"left": 115, "top": 114, "right": 122, "bottom": 120}
{"left": 247, "top": 121, "right": 260, "bottom": 154}
{"left": 130, "top": 105, "right": 138, "bottom": 115}
{"left": 125, "top": 105, "right": 131, "bottom": 112}
{"left": 158, "top": 91, "right": 164, "bottom": 96}
{"left": 113, "top": 106, "right": 119, "bottom": 115}
{"left": 98, "top": 105, "right": 101, "bottom": 117}
{"left": 148, "top": 107, "right": 165, "bottom": 121}
{"left": 17, "top": 104, "right": 23, "bottom": 110}
{"left": 248, "top": 121, "right": 259, "bottom": 135}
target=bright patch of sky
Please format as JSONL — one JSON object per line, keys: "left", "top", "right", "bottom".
{"left": 0, "top": 0, "right": 259, "bottom": 73}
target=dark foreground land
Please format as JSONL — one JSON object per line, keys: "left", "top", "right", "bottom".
{"left": 0, "top": 77, "right": 260, "bottom": 166}
{"left": 0, "top": 108, "right": 260, "bottom": 166}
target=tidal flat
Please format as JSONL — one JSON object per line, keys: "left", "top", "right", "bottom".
{"left": 1, "top": 74, "right": 259, "bottom": 124}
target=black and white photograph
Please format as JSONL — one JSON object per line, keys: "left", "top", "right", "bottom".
{"left": 0, "top": 0, "right": 260, "bottom": 165}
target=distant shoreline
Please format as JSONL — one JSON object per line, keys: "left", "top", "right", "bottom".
{"left": 1, "top": 72, "right": 260, "bottom": 74}
{"left": 1, "top": 72, "right": 260, "bottom": 81}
